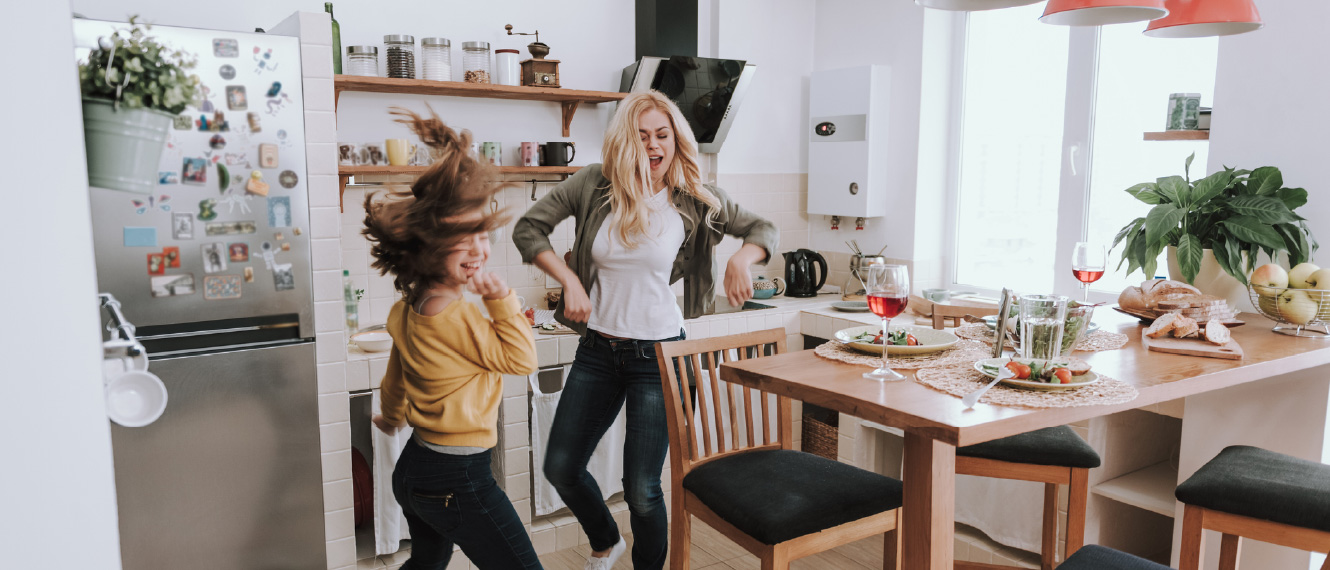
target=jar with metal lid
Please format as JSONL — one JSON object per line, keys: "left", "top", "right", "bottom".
{"left": 345, "top": 45, "right": 379, "bottom": 77}
{"left": 462, "top": 41, "right": 491, "bottom": 84}
{"left": 495, "top": 48, "right": 521, "bottom": 86}
{"left": 383, "top": 34, "right": 416, "bottom": 79}
{"left": 420, "top": 38, "right": 451, "bottom": 81}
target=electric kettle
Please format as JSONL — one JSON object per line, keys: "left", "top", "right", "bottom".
{"left": 782, "top": 249, "right": 828, "bottom": 298}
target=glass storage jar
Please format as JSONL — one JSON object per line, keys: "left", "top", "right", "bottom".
{"left": 383, "top": 34, "right": 416, "bottom": 79}
{"left": 420, "top": 37, "right": 451, "bottom": 81}
{"left": 495, "top": 48, "right": 521, "bottom": 86}
{"left": 462, "top": 41, "right": 491, "bottom": 84}
{"left": 345, "top": 45, "right": 379, "bottom": 77}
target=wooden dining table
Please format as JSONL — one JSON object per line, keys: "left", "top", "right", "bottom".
{"left": 718, "top": 310, "right": 1330, "bottom": 569}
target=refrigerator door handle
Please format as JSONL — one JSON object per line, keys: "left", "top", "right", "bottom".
{"left": 138, "top": 321, "right": 299, "bottom": 341}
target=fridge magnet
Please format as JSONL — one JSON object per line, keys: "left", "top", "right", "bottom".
{"left": 224, "top": 153, "right": 249, "bottom": 167}
{"left": 182, "top": 158, "right": 208, "bottom": 185}
{"left": 280, "top": 242, "right": 291, "bottom": 252}
{"left": 158, "top": 172, "right": 179, "bottom": 185}
{"left": 292, "top": 227, "right": 302, "bottom": 236}
{"left": 246, "top": 170, "right": 270, "bottom": 196}
{"left": 260, "top": 242, "right": 275, "bottom": 269}
{"left": 218, "top": 190, "right": 253, "bottom": 215}
{"left": 162, "top": 246, "right": 181, "bottom": 268}
{"left": 205, "top": 220, "right": 257, "bottom": 236}
{"left": 247, "top": 112, "right": 262, "bottom": 133}
{"left": 147, "top": 253, "right": 165, "bottom": 276}
{"left": 201, "top": 243, "right": 229, "bottom": 274}
{"left": 279, "top": 170, "right": 298, "bottom": 189}
{"left": 197, "top": 85, "right": 216, "bottom": 113}
{"left": 132, "top": 195, "right": 171, "bottom": 214}
{"left": 258, "top": 143, "right": 279, "bottom": 168}
{"left": 267, "top": 196, "right": 291, "bottom": 228}
{"left": 265, "top": 93, "right": 292, "bottom": 117}
{"left": 272, "top": 263, "right": 295, "bottom": 291}
{"left": 209, "top": 135, "right": 226, "bottom": 150}
{"left": 172, "top": 213, "right": 195, "bottom": 240}
{"left": 203, "top": 275, "right": 242, "bottom": 300}
{"left": 228, "top": 242, "right": 249, "bottom": 262}
{"left": 123, "top": 227, "right": 157, "bottom": 248}
{"left": 172, "top": 115, "right": 192, "bottom": 130}
{"left": 266, "top": 81, "right": 282, "bottom": 97}
{"left": 225, "top": 86, "right": 247, "bottom": 111}
{"left": 274, "top": 232, "right": 285, "bottom": 241}
{"left": 253, "top": 47, "right": 279, "bottom": 74}
{"left": 196, "top": 114, "right": 210, "bottom": 131}
{"left": 197, "top": 199, "right": 218, "bottom": 221}
{"left": 213, "top": 38, "right": 239, "bottom": 58}
{"left": 243, "top": 266, "right": 254, "bottom": 283}
{"left": 150, "top": 274, "right": 196, "bottom": 298}
{"left": 218, "top": 64, "right": 236, "bottom": 80}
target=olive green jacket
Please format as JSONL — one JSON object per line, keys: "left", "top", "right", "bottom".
{"left": 512, "top": 164, "right": 779, "bottom": 336}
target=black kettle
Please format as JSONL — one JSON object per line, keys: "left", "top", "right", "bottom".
{"left": 783, "top": 249, "right": 827, "bottom": 298}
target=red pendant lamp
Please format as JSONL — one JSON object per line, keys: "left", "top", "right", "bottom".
{"left": 1144, "top": 0, "right": 1262, "bottom": 38}
{"left": 915, "top": 0, "right": 1042, "bottom": 11}
{"left": 1040, "top": 0, "right": 1168, "bottom": 26}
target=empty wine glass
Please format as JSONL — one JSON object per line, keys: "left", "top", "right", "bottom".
{"left": 1071, "top": 242, "right": 1106, "bottom": 303}
{"left": 863, "top": 264, "right": 909, "bottom": 381}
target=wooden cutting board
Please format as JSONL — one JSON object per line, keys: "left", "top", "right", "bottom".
{"left": 1142, "top": 334, "right": 1244, "bottom": 360}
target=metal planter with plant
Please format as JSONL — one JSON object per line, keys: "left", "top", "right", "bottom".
{"left": 79, "top": 17, "right": 200, "bottom": 194}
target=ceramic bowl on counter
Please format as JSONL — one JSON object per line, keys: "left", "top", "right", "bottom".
{"left": 351, "top": 330, "right": 393, "bottom": 352}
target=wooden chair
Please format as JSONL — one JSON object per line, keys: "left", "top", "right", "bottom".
{"left": 656, "top": 328, "right": 903, "bottom": 570}
{"left": 1177, "top": 445, "right": 1330, "bottom": 570}
{"left": 1059, "top": 544, "right": 1170, "bottom": 569}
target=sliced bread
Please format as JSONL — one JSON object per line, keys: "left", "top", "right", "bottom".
{"left": 1144, "top": 312, "right": 1179, "bottom": 338}
{"left": 1172, "top": 315, "right": 1200, "bottom": 338}
{"left": 1204, "top": 319, "right": 1232, "bottom": 345}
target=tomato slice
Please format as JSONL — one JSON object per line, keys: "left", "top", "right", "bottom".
{"left": 1053, "top": 368, "right": 1072, "bottom": 384}
{"left": 907, "top": 334, "right": 919, "bottom": 346}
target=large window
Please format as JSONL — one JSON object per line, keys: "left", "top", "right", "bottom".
{"left": 948, "top": 6, "right": 1217, "bottom": 299}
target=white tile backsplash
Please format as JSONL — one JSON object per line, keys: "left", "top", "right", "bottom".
{"left": 314, "top": 300, "right": 344, "bottom": 334}
{"left": 367, "top": 357, "right": 388, "bottom": 390}
{"left": 311, "top": 238, "right": 342, "bottom": 271}
{"left": 317, "top": 362, "right": 346, "bottom": 394}
{"left": 323, "top": 479, "right": 353, "bottom": 512}
{"left": 320, "top": 421, "right": 350, "bottom": 453}
{"left": 315, "top": 331, "right": 346, "bottom": 364}
{"left": 345, "top": 358, "right": 369, "bottom": 392}
{"left": 318, "top": 392, "right": 350, "bottom": 425}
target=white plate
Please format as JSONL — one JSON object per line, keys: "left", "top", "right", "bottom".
{"left": 835, "top": 325, "right": 960, "bottom": 356}
{"left": 351, "top": 330, "right": 393, "bottom": 352}
{"left": 972, "top": 357, "right": 1100, "bottom": 391}
{"left": 832, "top": 301, "right": 870, "bottom": 312}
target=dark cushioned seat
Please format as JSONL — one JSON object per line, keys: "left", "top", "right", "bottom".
{"left": 957, "top": 426, "right": 1101, "bottom": 469}
{"left": 1059, "top": 545, "right": 1171, "bottom": 569}
{"left": 1175, "top": 445, "right": 1330, "bottom": 533}
{"left": 681, "top": 449, "right": 902, "bottom": 545}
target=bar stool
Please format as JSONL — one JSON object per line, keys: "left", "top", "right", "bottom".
{"left": 1059, "top": 544, "right": 1171, "bottom": 569}
{"left": 956, "top": 426, "right": 1100, "bottom": 570}
{"left": 1176, "top": 445, "right": 1330, "bottom": 570}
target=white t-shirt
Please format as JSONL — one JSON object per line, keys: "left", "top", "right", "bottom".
{"left": 587, "top": 189, "right": 686, "bottom": 340}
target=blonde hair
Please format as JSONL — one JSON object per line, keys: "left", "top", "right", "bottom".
{"left": 601, "top": 91, "right": 720, "bottom": 248}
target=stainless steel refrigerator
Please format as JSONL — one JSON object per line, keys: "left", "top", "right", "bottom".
{"left": 74, "top": 20, "right": 326, "bottom": 569}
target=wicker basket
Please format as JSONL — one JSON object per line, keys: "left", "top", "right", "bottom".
{"left": 802, "top": 413, "right": 839, "bottom": 460}
{"left": 1248, "top": 284, "right": 1330, "bottom": 338}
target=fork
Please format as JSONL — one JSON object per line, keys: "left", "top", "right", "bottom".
{"left": 962, "top": 366, "right": 1015, "bottom": 409}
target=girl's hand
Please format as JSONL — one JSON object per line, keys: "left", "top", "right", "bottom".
{"left": 372, "top": 414, "right": 400, "bottom": 435}
{"left": 724, "top": 257, "right": 755, "bottom": 307}
{"left": 469, "top": 271, "right": 510, "bottom": 300}
{"left": 562, "top": 281, "right": 592, "bottom": 323}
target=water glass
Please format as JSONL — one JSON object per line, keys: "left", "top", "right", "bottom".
{"left": 1018, "top": 294, "right": 1068, "bottom": 360}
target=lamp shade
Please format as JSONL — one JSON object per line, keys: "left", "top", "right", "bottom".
{"left": 1040, "top": 0, "right": 1168, "bottom": 26}
{"left": 916, "top": 0, "right": 1042, "bottom": 11}
{"left": 1144, "top": 0, "right": 1262, "bottom": 38}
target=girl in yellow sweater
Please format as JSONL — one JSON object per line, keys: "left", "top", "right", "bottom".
{"left": 365, "top": 108, "right": 541, "bottom": 570}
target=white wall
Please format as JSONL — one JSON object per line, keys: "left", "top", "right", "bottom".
{"left": 2, "top": 1, "right": 123, "bottom": 566}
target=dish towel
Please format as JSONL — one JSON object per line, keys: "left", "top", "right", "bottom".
{"left": 371, "top": 390, "right": 412, "bottom": 555}
{"left": 530, "top": 366, "right": 627, "bottom": 516}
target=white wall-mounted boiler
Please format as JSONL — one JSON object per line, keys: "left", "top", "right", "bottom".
{"left": 807, "top": 65, "right": 890, "bottom": 217}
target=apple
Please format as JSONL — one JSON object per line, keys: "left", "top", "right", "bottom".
{"left": 1251, "top": 263, "right": 1290, "bottom": 295}
{"left": 1278, "top": 289, "right": 1320, "bottom": 325}
{"left": 1289, "top": 263, "right": 1321, "bottom": 289}
{"left": 1306, "top": 268, "right": 1330, "bottom": 290}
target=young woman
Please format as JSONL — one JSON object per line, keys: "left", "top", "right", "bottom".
{"left": 513, "top": 91, "right": 777, "bottom": 570}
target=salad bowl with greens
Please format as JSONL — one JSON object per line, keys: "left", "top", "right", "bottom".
{"left": 835, "top": 325, "right": 960, "bottom": 356}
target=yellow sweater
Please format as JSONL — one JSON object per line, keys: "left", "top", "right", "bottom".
{"left": 380, "top": 291, "right": 537, "bottom": 448}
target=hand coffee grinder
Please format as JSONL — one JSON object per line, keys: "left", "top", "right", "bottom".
{"left": 505, "top": 24, "right": 560, "bottom": 88}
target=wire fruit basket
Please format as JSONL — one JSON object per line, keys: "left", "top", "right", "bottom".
{"left": 1248, "top": 284, "right": 1330, "bottom": 338}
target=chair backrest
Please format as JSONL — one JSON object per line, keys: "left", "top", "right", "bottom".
{"left": 655, "top": 328, "right": 790, "bottom": 477}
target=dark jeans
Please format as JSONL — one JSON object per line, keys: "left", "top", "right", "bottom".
{"left": 543, "top": 329, "right": 684, "bottom": 570}
{"left": 393, "top": 442, "right": 542, "bottom": 570}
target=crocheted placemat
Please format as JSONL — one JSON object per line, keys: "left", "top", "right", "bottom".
{"left": 813, "top": 340, "right": 993, "bottom": 370}
{"left": 953, "top": 322, "right": 1128, "bottom": 352}
{"left": 914, "top": 365, "right": 1139, "bottom": 408}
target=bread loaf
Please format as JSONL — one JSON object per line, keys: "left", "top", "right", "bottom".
{"left": 1172, "top": 315, "right": 1200, "bottom": 338}
{"left": 1204, "top": 319, "right": 1232, "bottom": 345}
{"left": 1141, "top": 279, "right": 1201, "bottom": 303}
{"left": 1119, "top": 286, "right": 1149, "bottom": 313}
{"left": 1144, "top": 313, "right": 1179, "bottom": 338}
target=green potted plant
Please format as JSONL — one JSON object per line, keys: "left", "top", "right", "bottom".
{"left": 79, "top": 18, "right": 200, "bottom": 194}
{"left": 1111, "top": 153, "right": 1317, "bottom": 306}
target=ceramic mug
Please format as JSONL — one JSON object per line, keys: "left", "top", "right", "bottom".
{"left": 361, "top": 142, "right": 386, "bottom": 166}
{"left": 337, "top": 142, "right": 361, "bottom": 166}
{"left": 386, "top": 139, "right": 418, "bottom": 166}
{"left": 520, "top": 142, "right": 539, "bottom": 167}
{"left": 540, "top": 142, "right": 576, "bottom": 166}
{"left": 482, "top": 142, "right": 502, "bottom": 166}
{"left": 409, "top": 146, "right": 433, "bottom": 166}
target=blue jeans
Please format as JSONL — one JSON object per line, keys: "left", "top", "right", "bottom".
{"left": 543, "top": 329, "right": 684, "bottom": 570}
{"left": 393, "top": 442, "right": 542, "bottom": 570}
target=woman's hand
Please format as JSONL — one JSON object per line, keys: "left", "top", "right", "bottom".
{"left": 724, "top": 243, "right": 768, "bottom": 307}
{"left": 468, "top": 271, "right": 510, "bottom": 300}
{"left": 562, "top": 282, "right": 592, "bottom": 323}
{"left": 372, "top": 414, "right": 402, "bottom": 436}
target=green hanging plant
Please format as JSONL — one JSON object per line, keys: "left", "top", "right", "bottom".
{"left": 78, "top": 16, "right": 201, "bottom": 114}
{"left": 1111, "top": 153, "right": 1317, "bottom": 285}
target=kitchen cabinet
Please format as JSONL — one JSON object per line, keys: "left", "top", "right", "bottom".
{"left": 1143, "top": 131, "right": 1209, "bottom": 141}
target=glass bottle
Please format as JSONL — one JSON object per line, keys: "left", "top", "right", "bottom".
{"left": 325, "top": 3, "right": 341, "bottom": 75}
{"left": 343, "top": 270, "right": 359, "bottom": 335}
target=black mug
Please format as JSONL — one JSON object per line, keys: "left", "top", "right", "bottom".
{"left": 540, "top": 142, "right": 576, "bottom": 166}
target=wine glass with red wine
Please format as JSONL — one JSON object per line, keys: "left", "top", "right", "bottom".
{"left": 863, "top": 264, "right": 910, "bottom": 381}
{"left": 1071, "top": 242, "right": 1106, "bottom": 303}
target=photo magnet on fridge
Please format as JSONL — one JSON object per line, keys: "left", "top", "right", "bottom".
{"left": 205, "top": 221, "right": 257, "bottom": 236}
{"left": 272, "top": 263, "right": 295, "bottom": 291}
{"left": 172, "top": 213, "right": 195, "bottom": 240}
{"left": 202, "top": 243, "right": 229, "bottom": 274}
{"left": 243, "top": 266, "right": 254, "bottom": 283}
{"left": 225, "top": 86, "right": 247, "bottom": 111}
{"left": 162, "top": 246, "right": 180, "bottom": 268}
{"left": 203, "top": 275, "right": 242, "bottom": 300}
{"left": 258, "top": 143, "right": 278, "bottom": 168}
{"left": 267, "top": 196, "right": 291, "bottom": 228}
{"left": 182, "top": 157, "right": 207, "bottom": 185}
{"left": 229, "top": 243, "right": 249, "bottom": 262}
{"left": 159, "top": 172, "right": 179, "bottom": 185}
{"left": 212, "top": 38, "right": 239, "bottom": 58}
{"left": 150, "top": 274, "right": 195, "bottom": 298}
{"left": 147, "top": 253, "right": 165, "bottom": 276}
{"left": 173, "top": 115, "right": 193, "bottom": 130}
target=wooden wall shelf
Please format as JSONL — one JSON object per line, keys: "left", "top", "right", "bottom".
{"left": 337, "top": 165, "right": 580, "bottom": 210}
{"left": 1143, "top": 131, "right": 1210, "bottom": 141}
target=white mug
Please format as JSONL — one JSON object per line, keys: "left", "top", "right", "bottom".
{"left": 105, "top": 367, "right": 168, "bottom": 428}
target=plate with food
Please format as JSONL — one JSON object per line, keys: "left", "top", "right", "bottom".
{"left": 973, "top": 357, "right": 1099, "bottom": 391}
{"left": 835, "top": 325, "right": 960, "bottom": 356}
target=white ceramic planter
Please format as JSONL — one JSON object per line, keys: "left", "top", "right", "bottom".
{"left": 82, "top": 98, "right": 174, "bottom": 194}
{"left": 1166, "top": 245, "right": 1254, "bottom": 313}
